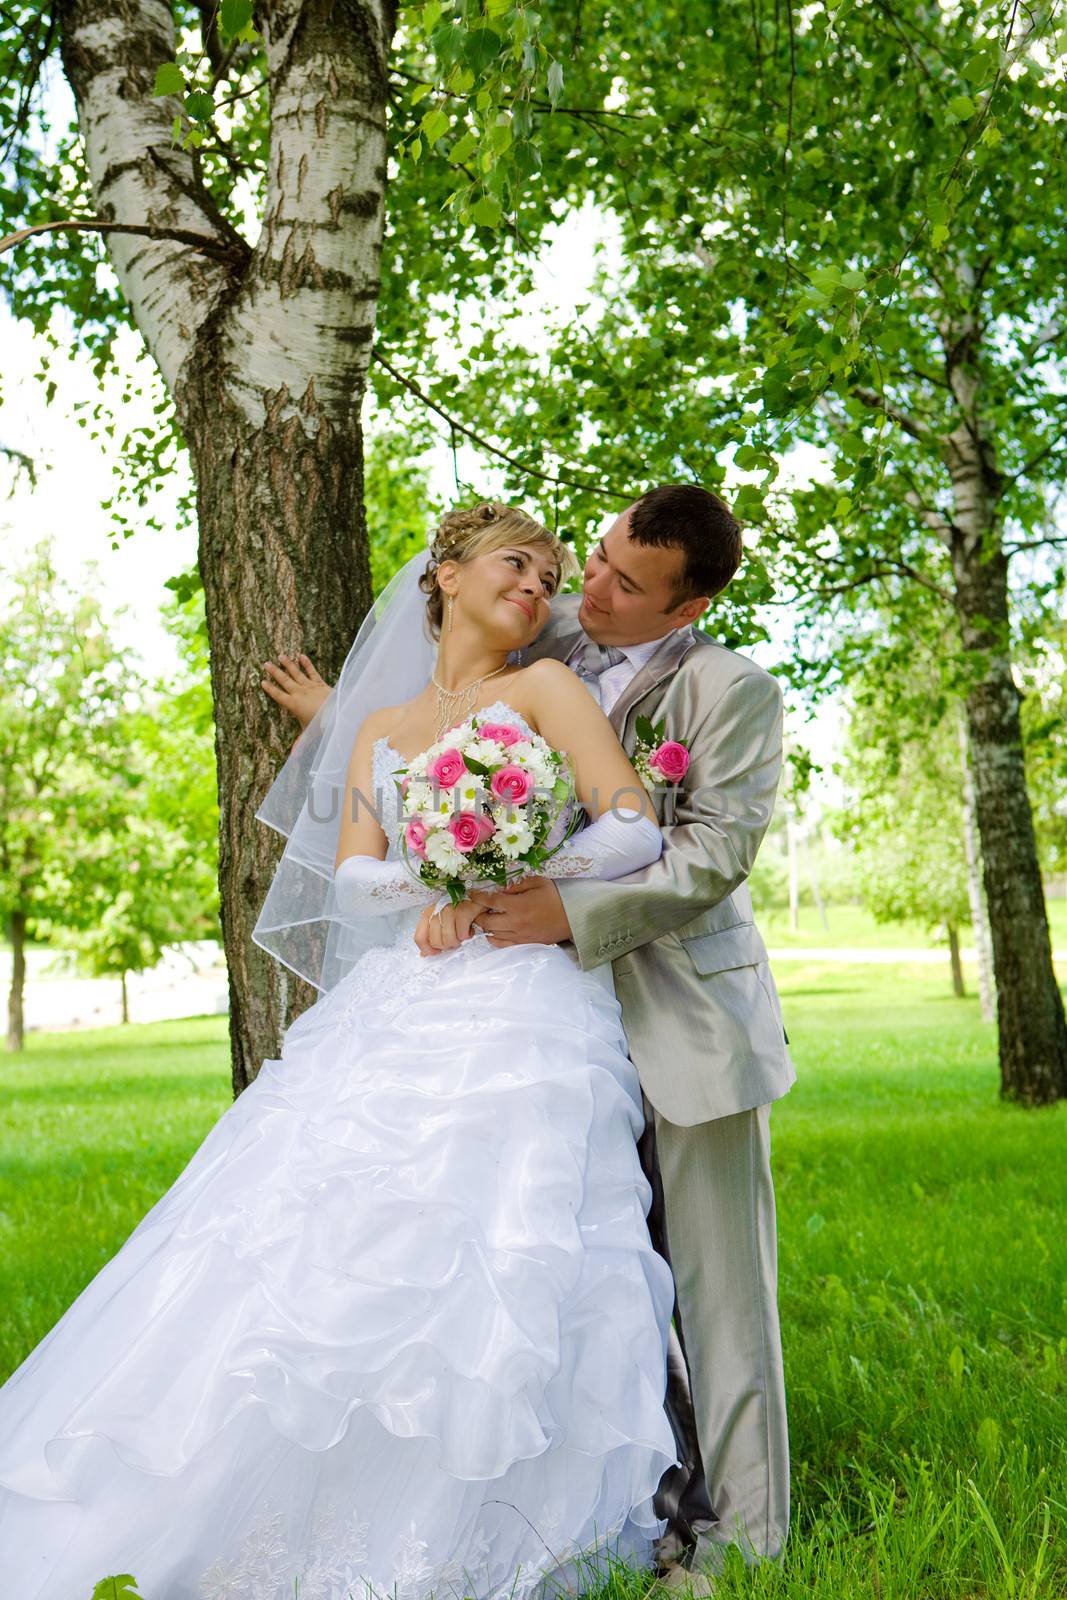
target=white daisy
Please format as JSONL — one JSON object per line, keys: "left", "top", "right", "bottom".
{"left": 498, "top": 821, "right": 535, "bottom": 859}
{"left": 425, "top": 830, "right": 467, "bottom": 873}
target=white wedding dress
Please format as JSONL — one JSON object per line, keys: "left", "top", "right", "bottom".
{"left": 0, "top": 702, "right": 679, "bottom": 1600}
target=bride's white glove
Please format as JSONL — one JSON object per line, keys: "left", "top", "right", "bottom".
{"left": 541, "top": 806, "right": 663, "bottom": 881}
{"left": 333, "top": 807, "right": 661, "bottom": 928}
{"left": 332, "top": 856, "right": 451, "bottom": 919}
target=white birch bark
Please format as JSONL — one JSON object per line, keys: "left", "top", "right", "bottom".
{"left": 58, "top": 0, "right": 239, "bottom": 389}
{"left": 217, "top": 0, "right": 392, "bottom": 430}
{"left": 957, "top": 705, "right": 995, "bottom": 1023}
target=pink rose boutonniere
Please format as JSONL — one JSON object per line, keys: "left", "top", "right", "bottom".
{"left": 633, "top": 716, "right": 691, "bottom": 794}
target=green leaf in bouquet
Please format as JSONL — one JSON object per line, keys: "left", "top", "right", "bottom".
{"left": 446, "top": 877, "right": 466, "bottom": 906}
{"left": 635, "top": 715, "right": 657, "bottom": 744}
{"left": 463, "top": 756, "right": 491, "bottom": 776}
{"left": 92, "top": 1580, "right": 144, "bottom": 1600}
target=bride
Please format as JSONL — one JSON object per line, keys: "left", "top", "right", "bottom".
{"left": 0, "top": 501, "right": 681, "bottom": 1600}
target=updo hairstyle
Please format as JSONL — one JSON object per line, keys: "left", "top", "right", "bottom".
{"left": 419, "top": 501, "right": 579, "bottom": 637}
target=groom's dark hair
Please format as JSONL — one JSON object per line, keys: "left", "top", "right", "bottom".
{"left": 629, "top": 483, "right": 742, "bottom": 606}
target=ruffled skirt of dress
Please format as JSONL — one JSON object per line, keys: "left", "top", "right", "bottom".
{"left": 0, "top": 925, "right": 680, "bottom": 1600}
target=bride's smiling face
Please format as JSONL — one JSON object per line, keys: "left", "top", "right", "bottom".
{"left": 443, "top": 543, "right": 560, "bottom": 645}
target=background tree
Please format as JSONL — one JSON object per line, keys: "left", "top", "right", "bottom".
{"left": 48, "top": 814, "right": 209, "bottom": 1023}
{"left": 363, "top": 428, "right": 443, "bottom": 593}
{"left": 0, "top": 544, "right": 133, "bottom": 1050}
{"left": 837, "top": 701, "right": 974, "bottom": 998}
{"left": 402, "top": 0, "right": 1067, "bottom": 1103}
{"left": 2, "top": 0, "right": 399, "bottom": 1088}
{"left": 42, "top": 582, "right": 225, "bottom": 1023}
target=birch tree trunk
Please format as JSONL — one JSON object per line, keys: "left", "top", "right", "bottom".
{"left": 59, "top": 0, "right": 395, "bottom": 1093}
{"left": 943, "top": 295, "right": 1067, "bottom": 1105}
{"left": 6, "top": 909, "right": 25, "bottom": 1052}
{"left": 947, "top": 924, "right": 965, "bottom": 1000}
{"left": 957, "top": 706, "right": 995, "bottom": 1023}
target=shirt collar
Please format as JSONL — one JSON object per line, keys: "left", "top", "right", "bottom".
{"left": 616, "top": 623, "right": 694, "bottom": 670}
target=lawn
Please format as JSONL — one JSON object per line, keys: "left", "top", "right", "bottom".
{"left": 754, "top": 896, "right": 1067, "bottom": 952}
{"left": 1, "top": 970, "right": 1064, "bottom": 1599}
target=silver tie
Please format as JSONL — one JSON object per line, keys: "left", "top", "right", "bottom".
{"left": 571, "top": 638, "right": 627, "bottom": 706}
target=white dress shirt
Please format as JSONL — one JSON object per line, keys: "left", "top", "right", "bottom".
{"left": 565, "top": 625, "right": 694, "bottom": 714}
{"left": 561, "top": 623, "right": 692, "bottom": 999}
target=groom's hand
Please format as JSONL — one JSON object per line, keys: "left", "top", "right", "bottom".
{"left": 468, "top": 877, "right": 573, "bottom": 947}
{"left": 261, "top": 652, "right": 331, "bottom": 729}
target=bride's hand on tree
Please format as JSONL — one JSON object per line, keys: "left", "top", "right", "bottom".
{"left": 261, "top": 653, "right": 331, "bottom": 728}
{"left": 414, "top": 898, "right": 483, "bottom": 957}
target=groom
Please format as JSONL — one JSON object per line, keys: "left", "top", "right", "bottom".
{"left": 261, "top": 483, "right": 794, "bottom": 1589}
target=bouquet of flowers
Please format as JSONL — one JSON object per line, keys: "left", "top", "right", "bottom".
{"left": 394, "top": 715, "right": 580, "bottom": 906}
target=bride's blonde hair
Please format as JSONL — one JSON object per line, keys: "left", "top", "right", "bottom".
{"left": 419, "top": 501, "right": 579, "bottom": 637}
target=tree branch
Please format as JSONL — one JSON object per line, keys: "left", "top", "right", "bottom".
{"left": 850, "top": 385, "right": 933, "bottom": 442}
{"left": 1003, "top": 534, "right": 1067, "bottom": 554}
{"left": 0, "top": 217, "right": 248, "bottom": 264}
{"left": 372, "top": 351, "right": 632, "bottom": 502}
{"left": 1007, "top": 434, "right": 1067, "bottom": 483}
{"left": 903, "top": 486, "right": 956, "bottom": 544}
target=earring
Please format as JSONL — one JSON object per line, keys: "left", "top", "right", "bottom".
{"left": 447, "top": 594, "right": 455, "bottom": 634}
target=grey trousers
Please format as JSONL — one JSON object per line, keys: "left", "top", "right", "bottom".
{"left": 638, "top": 1097, "right": 790, "bottom": 1570}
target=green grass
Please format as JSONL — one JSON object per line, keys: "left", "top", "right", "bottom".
{"left": 755, "top": 896, "right": 1067, "bottom": 952}
{"left": 1, "top": 974, "right": 1065, "bottom": 1599}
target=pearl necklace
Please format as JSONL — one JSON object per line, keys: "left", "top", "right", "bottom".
{"left": 431, "top": 661, "right": 509, "bottom": 741}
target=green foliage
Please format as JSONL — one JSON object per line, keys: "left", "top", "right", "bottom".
{"left": 0, "top": 543, "right": 136, "bottom": 942}
{"left": 836, "top": 673, "right": 972, "bottom": 937}
{"left": 396, "top": 0, "right": 566, "bottom": 227}
{"left": 0, "top": 546, "right": 218, "bottom": 994}
{"left": 1018, "top": 616, "right": 1067, "bottom": 878}
{"left": 364, "top": 427, "right": 444, "bottom": 595}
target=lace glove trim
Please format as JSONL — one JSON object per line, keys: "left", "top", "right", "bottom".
{"left": 334, "top": 809, "right": 662, "bottom": 917}
{"left": 542, "top": 808, "right": 663, "bottom": 881}
{"left": 333, "top": 856, "right": 446, "bottom": 920}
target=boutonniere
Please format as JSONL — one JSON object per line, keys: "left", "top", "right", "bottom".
{"left": 633, "top": 716, "right": 691, "bottom": 793}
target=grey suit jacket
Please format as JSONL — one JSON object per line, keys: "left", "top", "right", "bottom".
{"left": 524, "top": 594, "right": 795, "bottom": 1127}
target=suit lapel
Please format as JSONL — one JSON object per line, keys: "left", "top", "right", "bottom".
{"left": 608, "top": 628, "right": 703, "bottom": 742}
{"left": 522, "top": 594, "right": 705, "bottom": 746}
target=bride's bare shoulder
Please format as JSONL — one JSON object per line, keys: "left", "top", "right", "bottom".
{"left": 355, "top": 703, "right": 405, "bottom": 745}
{"left": 515, "top": 657, "right": 576, "bottom": 689}
{"left": 514, "top": 657, "right": 584, "bottom": 702}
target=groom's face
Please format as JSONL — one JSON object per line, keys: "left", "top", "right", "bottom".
{"left": 577, "top": 507, "right": 704, "bottom": 647}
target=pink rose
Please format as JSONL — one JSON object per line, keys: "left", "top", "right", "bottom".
{"left": 473, "top": 809, "right": 497, "bottom": 844}
{"left": 404, "top": 818, "right": 428, "bottom": 859}
{"left": 448, "top": 811, "right": 493, "bottom": 853}
{"left": 427, "top": 747, "right": 467, "bottom": 788}
{"left": 490, "top": 764, "right": 534, "bottom": 805}
{"left": 478, "top": 722, "right": 523, "bottom": 747}
{"left": 650, "top": 740, "right": 690, "bottom": 782}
